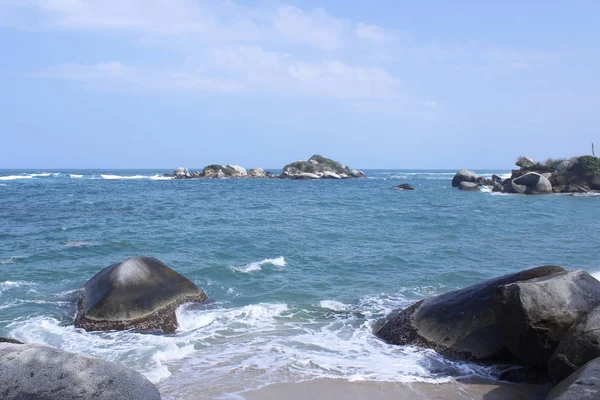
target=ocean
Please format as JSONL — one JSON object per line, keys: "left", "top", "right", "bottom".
{"left": 1, "top": 169, "right": 599, "bottom": 399}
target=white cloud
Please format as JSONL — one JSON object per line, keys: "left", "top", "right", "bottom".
{"left": 354, "top": 22, "right": 393, "bottom": 43}
{"left": 273, "top": 5, "right": 346, "bottom": 50}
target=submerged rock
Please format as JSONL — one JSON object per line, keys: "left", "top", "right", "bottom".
{"left": 549, "top": 305, "right": 600, "bottom": 383}
{"left": 495, "top": 270, "right": 600, "bottom": 368}
{"left": 375, "top": 266, "right": 564, "bottom": 360}
{"left": 451, "top": 169, "right": 479, "bottom": 187}
{"left": 75, "top": 256, "right": 207, "bottom": 332}
{"left": 546, "top": 357, "right": 600, "bottom": 400}
{"left": 0, "top": 342, "right": 161, "bottom": 400}
{"left": 394, "top": 183, "right": 415, "bottom": 190}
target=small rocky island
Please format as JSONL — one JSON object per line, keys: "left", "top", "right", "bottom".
{"left": 452, "top": 155, "right": 600, "bottom": 194}
{"left": 164, "top": 155, "right": 366, "bottom": 180}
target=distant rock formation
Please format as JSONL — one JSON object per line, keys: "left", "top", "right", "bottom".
{"left": 394, "top": 183, "right": 415, "bottom": 190}
{"left": 456, "top": 155, "right": 600, "bottom": 194}
{"left": 165, "top": 155, "right": 366, "bottom": 180}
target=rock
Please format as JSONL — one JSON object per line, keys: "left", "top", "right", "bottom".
{"left": 282, "top": 155, "right": 362, "bottom": 178}
{"left": 512, "top": 172, "right": 553, "bottom": 194}
{"left": 516, "top": 156, "right": 535, "bottom": 168}
{"left": 350, "top": 169, "right": 366, "bottom": 178}
{"left": 322, "top": 171, "right": 342, "bottom": 179}
{"left": 227, "top": 165, "right": 247, "bottom": 177}
{"left": 549, "top": 305, "right": 600, "bottom": 383}
{"left": 0, "top": 342, "right": 161, "bottom": 400}
{"left": 492, "top": 174, "right": 503, "bottom": 183}
{"left": 174, "top": 167, "right": 190, "bottom": 179}
{"left": 295, "top": 172, "right": 321, "bottom": 180}
{"left": 546, "top": 358, "right": 600, "bottom": 400}
{"left": 458, "top": 181, "right": 481, "bottom": 191}
{"left": 394, "top": 183, "right": 415, "bottom": 190}
{"left": 451, "top": 169, "right": 479, "bottom": 187}
{"left": 248, "top": 168, "right": 266, "bottom": 178}
{"left": 375, "top": 266, "right": 564, "bottom": 360}
{"left": 216, "top": 169, "right": 225, "bottom": 178}
{"left": 498, "top": 366, "right": 550, "bottom": 384}
{"left": 495, "top": 270, "right": 600, "bottom": 368}
{"left": 75, "top": 256, "right": 207, "bottom": 332}
{"left": 0, "top": 337, "right": 22, "bottom": 344}
{"left": 556, "top": 160, "right": 572, "bottom": 172}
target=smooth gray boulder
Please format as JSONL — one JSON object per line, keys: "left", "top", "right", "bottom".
{"left": 451, "top": 169, "right": 479, "bottom": 187}
{"left": 375, "top": 266, "right": 564, "bottom": 360}
{"left": 458, "top": 181, "right": 481, "bottom": 191}
{"left": 546, "top": 358, "right": 600, "bottom": 400}
{"left": 75, "top": 256, "right": 207, "bottom": 332}
{"left": 512, "top": 172, "right": 553, "bottom": 194}
{"left": 248, "top": 168, "right": 266, "bottom": 178}
{"left": 0, "top": 342, "right": 161, "bottom": 400}
{"left": 516, "top": 156, "right": 535, "bottom": 168}
{"left": 495, "top": 270, "right": 600, "bottom": 368}
{"left": 549, "top": 305, "right": 600, "bottom": 383}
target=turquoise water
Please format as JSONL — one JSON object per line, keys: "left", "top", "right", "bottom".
{"left": 1, "top": 169, "right": 599, "bottom": 398}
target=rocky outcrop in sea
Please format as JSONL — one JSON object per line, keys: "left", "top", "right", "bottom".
{"left": 164, "top": 155, "right": 366, "bottom": 180}
{"left": 452, "top": 155, "right": 600, "bottom": 194}
{"left": 376, "top": 266, "right": 600, "bottom": 399}
{"left": 75, "top": 256, "right": 207, "bottom": 332}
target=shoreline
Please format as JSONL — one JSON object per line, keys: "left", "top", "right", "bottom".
{"left": 162, "top": 378, "right": 553, "bottom": 400}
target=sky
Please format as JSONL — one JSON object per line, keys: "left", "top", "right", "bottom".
{"left": 0, "top": 0, "right": 599, "bottom": 169}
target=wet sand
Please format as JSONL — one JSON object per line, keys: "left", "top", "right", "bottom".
{"left": 238, "top": 378, "right": 552, "bottom": 400}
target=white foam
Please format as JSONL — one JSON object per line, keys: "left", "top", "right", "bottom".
{"left": 70, "top": 174, "right": 84, "bottom": 178}
{"left": 101, "top": 174, "right": 146, "bottom": 180}
{"left": 591, "top": 271, "right": 600, "bottom": 282}
{"left": 480, "top": 186, "right": 492, "bottom": 193}
{"left": 64, "top": 241, "right": 99, "bottom": 247}
{"left": 150, "top": 174, "right": 173, "bottom": 180}
{"left": 30, "top": 173, "right": 51, "bottom": 177}
{"left": 0, "top": 175, "right": 32, "bottom": 181}
{"left": 319, "top": 300, "right": 349, "bottom": 311}
{"left": 229, "top": 257, "right": 287, "bottom": 273}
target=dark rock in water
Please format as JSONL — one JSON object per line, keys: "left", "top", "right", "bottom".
{"left": 0, "top": 342, "right": 161, "bottom": 400}
{"left": 549, "top": 305, "right": 600, "bottom": 383}
{"left": 498, "top": 366, "right": 550, "bottom": 384}
{"left": 75, "top": 256, "right": 207, "bottom": 332}
{"left": 495, "top": 270, "right": 600, "bottom": 368}
{"left": 375, "top": 266, "right": 564, "bottom": 360}
{"left": 458, "top": 181, "right": 480, "bottom": 191}
{"left": 492, "top": 174, "right": 503, "bottom": 183}
{"left": 546, "top": 357, "right": 600, "bottom": 400}
{"left": 394, "top": 183, "right": 415, "bottom": 190}
{"left": 512, "top": 172, "right": 552, "bottom": 194}
{"left": 451, "top": 169, "right": 479, "bottom": 187}
{"left": 0, "top": 337, "right": 22, "bottom": 344}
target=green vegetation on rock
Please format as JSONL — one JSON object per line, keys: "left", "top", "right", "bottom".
{"left": 571, "top": 156, "right": 600, "bottom": 176}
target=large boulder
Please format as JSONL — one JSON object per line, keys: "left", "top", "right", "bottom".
{"left": 495, "top": 270, "right": 600, "bottom": 368}
{"left": 227, "top": 165, "right": 247, "bottom": 177}
{"left": 0, "top": 342, "right": 161, "bottom": 400}
{"left": 546, "top": 358, "right": 600, "bottom": 400}
{"left": 451, "top": 169, "right": 479, "bottom": 187}
{"left": 75, "top": 256, "right": 207, "bottom": 332}
{"left": 512, "top": 172, "right": 553, "bottom": 194}
{"left": 248, "top": 168, "right": 266, "bottom": 178}
{"left": 174, "top": 167, "right": 191, "bottom": 179}
{"left": 516, "top": 156, "right": 535, "bottom": 168}
{"left": 549, "top": 305, "right": 600, "bottom": 383}
{"left": 202, "top": 164, "right": 245, "bottom": 178}
{"left": 458, "top": 181, "right": 480, "bottom": 191}
{"left": 375, "top": 266, "right": 564, "bottom": 360}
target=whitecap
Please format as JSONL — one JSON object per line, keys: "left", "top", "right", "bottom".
{"left": 29, "top": 173, "right": 51, "bottom": 177}
{"left": 100, "top": 174, "right": 146, "bottom": 180}
{"left": 480, "top": 186, "right": 492, "bottom": 193}
{"left": 150, "top": 174, "right": 173, "bottom": 180}
{"left": 70, "top": 174, "right": 84, "bottom": 178}
{"left": 64, "top": 241, "right": 99, "bottom": 247}
{"left": 319, "top": 300, "right": 349, "bottom": 312}
{"left": 0, "top": 175, "right": 32, "bottom": 181}
{"left": 228, "top": 257, "right": 287, "bottom": 273}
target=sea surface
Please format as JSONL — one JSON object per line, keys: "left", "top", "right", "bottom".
{"left": 1, "top": 169, "right": 599, "bottom": 398}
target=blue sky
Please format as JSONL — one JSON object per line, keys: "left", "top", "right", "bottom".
{"left": 1, "top": 0, "right": 599, "bottom": 169}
